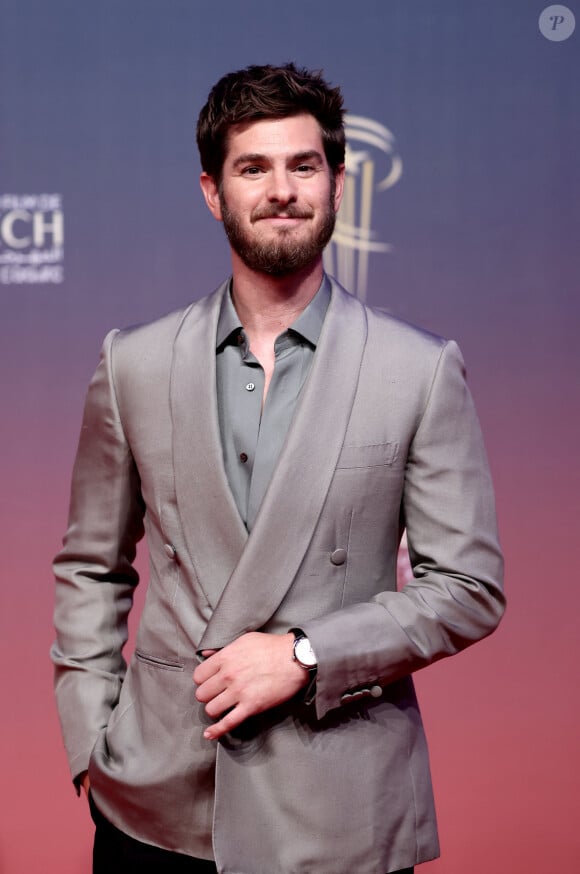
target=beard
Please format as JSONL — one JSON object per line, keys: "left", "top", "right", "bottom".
{"left": 219, "top": 182, "right": 337, "bottom": 277}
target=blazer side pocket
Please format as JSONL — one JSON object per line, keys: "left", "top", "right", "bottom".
{"left": 336, "top": 441, "right": 399, "bottom": 469}
{"left": 135, "top": 649, "right": 184, "bottom": 672}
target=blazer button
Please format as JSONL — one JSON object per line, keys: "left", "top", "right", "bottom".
{"left": 164, "top": 543, "right": 177, "bottom": 560}
{"left": 330, "top": 548, "right": 347, "bottom": 566}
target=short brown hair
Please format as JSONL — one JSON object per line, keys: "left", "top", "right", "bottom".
{"left": 196, "top": 63, "right": 345, "bottom": 181}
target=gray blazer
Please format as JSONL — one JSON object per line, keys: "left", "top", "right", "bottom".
{"left": 52, "top": 277, "right": 504, "bottom": 874}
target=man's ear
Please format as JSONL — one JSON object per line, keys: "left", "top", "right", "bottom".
{"left": 200, "top": 173, "right": 222, "bottom": 221}
{"left": 333, "top": 164, "right": 346, "bottom": 213}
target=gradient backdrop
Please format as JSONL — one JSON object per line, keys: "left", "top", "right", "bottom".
{"left": 1, "top": 1, "right": 579, "bottom": 872}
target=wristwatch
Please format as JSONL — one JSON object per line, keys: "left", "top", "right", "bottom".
{"left": 291, "top": 630, "right": 317, "bottom": 672}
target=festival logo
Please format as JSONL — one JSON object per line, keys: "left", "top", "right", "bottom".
{"left": 0, "top": 193, "right": 64, "bottom": 285}
{"left": 324, "top": 115, "right": 402, "bottom": 302}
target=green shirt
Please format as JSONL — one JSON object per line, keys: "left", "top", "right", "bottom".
{"left": 216, "top": 276, "right": 330, "bottom": 530}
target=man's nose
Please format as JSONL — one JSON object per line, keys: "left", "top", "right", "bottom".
{"left": 266, "top": 168, "right": 297, "bottom": 203}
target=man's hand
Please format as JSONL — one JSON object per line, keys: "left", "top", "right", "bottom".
{"left": 192, "top": 631, "right": 309, "bottom": 740}
{"left": 80, "top": 771, "right": 90, "bottom": 797}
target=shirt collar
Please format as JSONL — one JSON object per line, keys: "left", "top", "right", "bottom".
{"left": 216, "top": 275, "right": 331, "bottom": 351}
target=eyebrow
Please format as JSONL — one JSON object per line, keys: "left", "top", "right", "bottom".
{"left": 231, "top": 149, "right": 325, "bottom": 169}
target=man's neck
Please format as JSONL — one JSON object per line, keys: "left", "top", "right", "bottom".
{"left": 230, "top": 253, "right": 324, "bottom": 342}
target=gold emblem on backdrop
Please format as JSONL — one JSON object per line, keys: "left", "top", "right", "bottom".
{"left": 324, "top": 115, "right": 402, "bottom": 302}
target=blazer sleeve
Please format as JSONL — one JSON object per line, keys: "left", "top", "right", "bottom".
{"left": 301, "top": 339, "right": 505, "bottom": 720}
{"left": 51, "top": 329, "right": 145, "bottom": 781}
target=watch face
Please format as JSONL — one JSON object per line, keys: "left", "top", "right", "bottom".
{"left": 294, "top": 636, "right": 317, "bottom": 668}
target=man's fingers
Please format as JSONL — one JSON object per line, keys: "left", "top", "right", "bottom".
{"left": 81, "top": 771, "right": 91, "bottom": 796}
{"left": 193, "top": 654, "right": 219, "bottom": 685}
{"left": 204, "top": 689, "right": 237, "bottom": 719}
{"left": 203, "top": 704, "right": 248, "bottom": 740}
{"left": 194, "top": 672, "right": 227, "bottom": 704}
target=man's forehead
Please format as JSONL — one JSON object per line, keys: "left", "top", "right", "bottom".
{"left": 224, "top": 114, "right": 324, "bottom": 157}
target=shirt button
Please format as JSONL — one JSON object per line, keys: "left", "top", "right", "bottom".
{"left": 245, "top": 382, "right": 255, "bottom": 392}
{"left": 239, "top": 452, "right": 248, "bottom": 463}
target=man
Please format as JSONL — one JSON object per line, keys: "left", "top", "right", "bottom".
{"left": 52, "top": 64, "right": 505, "bottom": 874}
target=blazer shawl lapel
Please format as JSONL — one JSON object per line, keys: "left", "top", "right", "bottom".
{"left": 199, "top": 280, "right": 368, "bottom": 650}
{"left": 171, "top": 281, "right": 249, "bottom": 609}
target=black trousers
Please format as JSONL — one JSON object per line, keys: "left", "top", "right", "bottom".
{"left": 89, "top": 793, "right": 217, "bottom": 873}
{"left": 89, "top": 792, "right": 414, "bottom": 874}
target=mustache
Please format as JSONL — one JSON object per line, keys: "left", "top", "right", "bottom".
{"left": 251, "top": 205, "right": 314, "bottom": 221}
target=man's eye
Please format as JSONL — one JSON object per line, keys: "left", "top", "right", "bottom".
{"left": 242, "top": 166, "right": 263, "bottom": 176}
{"left": 295, "top": 164, "right": 315, "bottom": 174}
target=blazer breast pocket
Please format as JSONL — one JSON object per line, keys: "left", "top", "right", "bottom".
{"left": 336, "top": 441, "right": 399, "bottom": 470}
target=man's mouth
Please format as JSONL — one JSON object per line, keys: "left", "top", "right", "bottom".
{"left": 252, "top": 207, "right": 313, "bottom": 222}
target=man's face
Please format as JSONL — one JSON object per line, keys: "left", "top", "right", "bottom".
{"left": 201, "top": 114, "right": 344, "bottom": 276}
